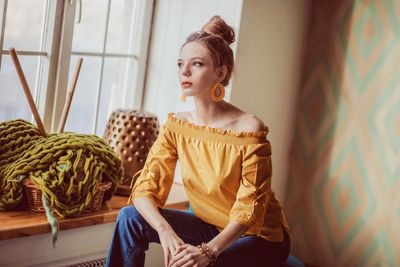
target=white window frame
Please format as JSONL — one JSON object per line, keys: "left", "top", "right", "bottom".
{"left": 0, "top": 0, "right": 7, "bottom": 68}
{"left": 52, "top": 0, "right": 154, "bottom": 134}
{"left": 0, "top": 0, "right": 154, "bottom": 134}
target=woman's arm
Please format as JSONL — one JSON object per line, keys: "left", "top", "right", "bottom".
{"left": 133, "top": 196, "right": 185, "bottom": 266}
{"left": 133, "top": 196, "right": 171, "bottom": 232}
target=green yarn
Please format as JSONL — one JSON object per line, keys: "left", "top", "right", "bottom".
{"left": 0, "top": 119, "right": 123, "bottom": 217}
{"left": 42, "top": 192, "right": 59, "bottom": 247}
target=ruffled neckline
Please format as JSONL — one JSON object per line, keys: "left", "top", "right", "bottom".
{"left": 167, "top": 113, "right": 269, "bottom": 138}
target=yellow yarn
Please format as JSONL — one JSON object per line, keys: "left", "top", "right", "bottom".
{"left": 0, "top": 119, "right": 123, "bottom": 217}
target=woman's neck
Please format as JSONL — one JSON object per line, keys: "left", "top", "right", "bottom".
{"left": 192, "top": 97, "right": 227, "bottom": 127}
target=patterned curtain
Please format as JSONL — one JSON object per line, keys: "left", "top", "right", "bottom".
{"left": 285, "top": 0, "right": 400, "bottom": 266}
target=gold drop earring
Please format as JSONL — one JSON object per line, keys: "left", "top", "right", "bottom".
{"left": 210, "top": 82, "right": 225, "bottom": 102}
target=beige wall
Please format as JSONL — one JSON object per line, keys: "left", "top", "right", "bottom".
{"left": 231, "top": 0, "right": 310, "bottom": 200}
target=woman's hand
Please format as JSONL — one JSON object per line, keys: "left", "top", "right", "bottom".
{"left": 168, "top": 244, "right": 210, "bottom": 267}
{"left": 157, "top": 224, "right": 186, "bottom": 267}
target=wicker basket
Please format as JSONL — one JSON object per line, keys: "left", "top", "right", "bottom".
{"left": 22, "top": 178, "right": 112, "bottom": 214}
{"left": 103, "top": 109, "right": 159, "bottom": 196}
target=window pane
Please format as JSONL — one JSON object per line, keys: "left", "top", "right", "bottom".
{"left": 0, "top": 55, "right": 39, "bottom": 122}
{"left": 63, "top": 56, "right": 101, "bottom": 134}
{"left": 106, "top": 0, "right": 135, "bottom": 54}
{"left": 71, "top": 0, "right": 108, "bottom": 53}
{"left": 96, "top": 57, "right": 135, "bottom": 136}
{"left": 3, "top": 0, "right": 46, "bottom": 51}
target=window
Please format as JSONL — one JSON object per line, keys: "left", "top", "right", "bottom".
{"left": 0, "top": 0, "right": 49, "bottom": 123}
{"left": 0, "top": 0, "right": 153, "bottom": 136}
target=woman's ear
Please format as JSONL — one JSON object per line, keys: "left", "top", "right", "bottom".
{"left": 217, "top": 65, "right": 228, "bottom": 82}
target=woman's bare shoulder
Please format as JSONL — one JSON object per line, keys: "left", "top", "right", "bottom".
{"left": 235, "top": 113, "right": 266, "bottom": 132}
{"left": 173, "top": 111, "right": 193, "bottom": 122}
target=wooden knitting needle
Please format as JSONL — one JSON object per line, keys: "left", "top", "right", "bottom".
{"left": 9, "top": 48, "right": 47, "bottom": 137}
{"left": 57, "top": 57, "right": 83, "bottom": 133}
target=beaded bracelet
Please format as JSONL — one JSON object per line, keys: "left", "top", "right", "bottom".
{"left": 197, "top": 243, "right": 217, "bottom": 266}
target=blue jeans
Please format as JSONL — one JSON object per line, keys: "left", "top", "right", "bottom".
{"left": 106, "top": 206, "right": 290, "bottom": 267}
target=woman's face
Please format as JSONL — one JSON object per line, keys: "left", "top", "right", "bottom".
{"left": 177, "top": 41, "right": 220, "bottom": 99}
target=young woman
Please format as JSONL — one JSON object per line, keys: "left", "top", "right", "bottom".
{"left": 106, "top": 16, "right": 290, "bottom": 267}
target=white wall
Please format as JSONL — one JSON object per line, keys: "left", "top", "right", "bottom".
{"left": 0, "top": 223, "right": 114, "bottom": 267}
{"left": 231, "top": 0, "right": 310, "bottom": 201}
{"left": 143, "top": 0, "right": 243, "bottom": 122}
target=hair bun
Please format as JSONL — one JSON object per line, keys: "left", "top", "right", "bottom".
{"left": 201, "top": 15, "right": 235, "bottom": 45}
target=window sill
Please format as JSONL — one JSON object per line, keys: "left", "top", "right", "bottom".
{"left": 0, "top": 182, "right": 188, "bottom": 241}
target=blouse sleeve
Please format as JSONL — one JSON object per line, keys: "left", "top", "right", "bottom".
{"left": 129, "top": 125, "right": 178, "bottom": 207}
{"left": 229, "top": 141, "right": 272, "bottom": 233}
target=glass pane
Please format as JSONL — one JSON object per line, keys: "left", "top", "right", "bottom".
{"left": 71, "top": 0, "right": 108, "bottom": 53}
{"left": 96, "top": 57, "right": 133, "bottom": 136}
{"left": 3, "top": 0, "right": 46, "bottom": 51}
{"left": 0, "top": 55, "right": 39, "bottom": 122}
{"left": 106, "top": 0, "right": 135, "bottom": 54}
{"left": 63, "top": 56, "right": 101, "bottom": 134}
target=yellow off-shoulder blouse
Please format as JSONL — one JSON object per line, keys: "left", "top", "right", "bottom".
{"left": 130, "top": 113, "right": 290, "bottom": 242}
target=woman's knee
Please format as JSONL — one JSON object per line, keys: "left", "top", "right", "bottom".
{"left": 117, "top": 206, "right": 146, "bottom": 227}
